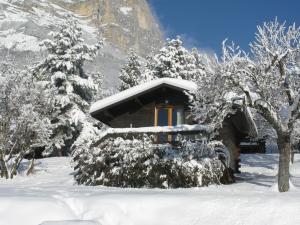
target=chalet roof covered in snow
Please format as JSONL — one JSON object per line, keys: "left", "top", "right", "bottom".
{"left": 90, "top": 78, "right": 196, "bottom": 115}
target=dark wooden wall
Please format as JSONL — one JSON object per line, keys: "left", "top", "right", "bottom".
{"left": 109, "top": 102, "right": 155, "bottom": 128}
{"left": 105, "top": 87, "right": 193, "bottom": 128}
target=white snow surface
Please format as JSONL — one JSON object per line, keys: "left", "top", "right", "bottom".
{"left": 90, "top": 78, "right": 197, "bottom": 113}
{"left": 40, "top": 221, "right": 100, "bottom": 225}
{"left": 0, "top": 0, "right": 97, "bottom": 52}
{"left": 0, "top": 29, "right": 41, "bottom": 51}
{"left": 0, "top": 154, "right": 300, "bottom": 225}
{"left": 119, "top": 7, "right": 132, "bottom": 15}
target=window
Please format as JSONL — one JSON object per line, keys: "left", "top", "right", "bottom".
{"left": 154, "top": 105, "right": 184, "bottom": 142}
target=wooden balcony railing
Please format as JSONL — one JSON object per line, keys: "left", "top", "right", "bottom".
{"left": 93, "top": 124, "right": 212, "bottom": 147}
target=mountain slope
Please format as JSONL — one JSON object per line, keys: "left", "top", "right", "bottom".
{"left": 0, "top": 0, "right": 163, "bottom": 87}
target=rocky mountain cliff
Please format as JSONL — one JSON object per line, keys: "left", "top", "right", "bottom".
{"left": 0, "top": 0, "right": 163, "bottom": 87}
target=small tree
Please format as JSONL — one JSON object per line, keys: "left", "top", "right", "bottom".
{"left": 34, "top": 16, "right": 103, "bottom": 156}
{"left": 0, "top": 63, "right": 51, "bottom": 178}
{"left": 118, "top": 49, "right": 143, "bottom": 91}
{"left": 149, "top": 36, "right": 204, "bottom": 80}
{"left": 193, "top": 19, "right": 300, "bottom": 192}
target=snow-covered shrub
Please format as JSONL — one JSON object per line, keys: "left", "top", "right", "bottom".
{"left": 74, "top": 135, "right": 226, "bottom": 188}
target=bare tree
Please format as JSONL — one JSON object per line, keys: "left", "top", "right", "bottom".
{"left": 0, "top": 63, "right": 51, "bottom": 179}
{"left": 193, "top": 19, "right": 300, "bottom": 192}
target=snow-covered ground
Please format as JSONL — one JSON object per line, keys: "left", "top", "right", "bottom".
{"left": 0, "top": 154, "right": 300, "bottom": 225}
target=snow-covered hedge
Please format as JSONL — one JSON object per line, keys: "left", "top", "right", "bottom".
{"left": 74, "top": 135, "right": 228, "bottom": 188}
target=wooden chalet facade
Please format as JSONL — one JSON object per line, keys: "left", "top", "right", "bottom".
{"left": 90, "top": 78, "right": 259, "bottom": 171}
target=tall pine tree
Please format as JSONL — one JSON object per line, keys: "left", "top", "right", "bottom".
{"left": 118, "top": 49, "right": 143, "bottom": 91}
{"left": 149, "top": 36, "right": 203, "bottom": 81}
{"left": 34, "top": 16, "right": 102, "bottom": 156}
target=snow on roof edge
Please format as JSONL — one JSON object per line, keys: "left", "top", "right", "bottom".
{"left": 90, "top": 78, "right": 197, "bottom": 114}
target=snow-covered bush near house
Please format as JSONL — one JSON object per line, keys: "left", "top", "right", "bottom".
{"left": 74, "top": 135, "right": 226, "bottom": 188}
{"left": 33, "top": 15, "right": 103, "bottom": 157}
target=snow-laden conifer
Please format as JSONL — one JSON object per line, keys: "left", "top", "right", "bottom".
{"left": 149, "top": 36, "right": 204, "bottom": 81}
{"left": 118, "top": 49, "right": 143, "bottom": 91}
{"left": 34, "top": 16, "right": 103, "bottom": 156}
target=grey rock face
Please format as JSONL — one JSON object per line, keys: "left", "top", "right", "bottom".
{"left": 0, "top": 0, "right": 163, "bottom": 88}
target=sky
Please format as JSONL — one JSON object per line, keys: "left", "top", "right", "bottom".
{"left": 148, "top": 0, "right": 300, "bottom": 55}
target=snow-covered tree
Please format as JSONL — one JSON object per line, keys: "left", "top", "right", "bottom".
{"left": 34, "top": 16, "right": 103, "bottom": 156}
{"left": 141, "top": 56, "right": 157, "bottom": 82}
{"left": 90, "top": 71, "right": 104, "bottom": 100}
{"left": 0, "top": 63, "right": 51, "bottom": 179}
{"left": 291, "top": 120, "right": 300, "bottom": 162}
{"left": 253, "top": 111, "right": 277, "bottom": 150}
{"left": 191, "top": 48, "right": 234, "bottom": 131}
{"left": 118, "top": 49, "right": 143, "bottom": 91}
{"left": 193, "top": 19, "right": 300, "bottom": 192}
{"left": 149, "top": 36, "right": 204, "bottom": 81}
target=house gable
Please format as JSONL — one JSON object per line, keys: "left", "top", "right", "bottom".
{"left": 90, "top": 78, "right": 196, "bottom": 126}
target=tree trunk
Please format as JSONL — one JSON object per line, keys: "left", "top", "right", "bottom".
{"left": 0, "top": 153, "right": 9, "bottom": 179}
{"left": 277, "top": 134, "right": 291, "bottom": 192}
{"left": 26, "top": 158, "right": 35, "bottom": 176}
{"left": 10, "top": 152, "right": 24, "bottom": 179}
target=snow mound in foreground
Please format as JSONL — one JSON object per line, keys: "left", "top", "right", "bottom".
{"left": 40, "top": 220, "right": 100, "bottom": 225}
{"left": 0, "top": 155, "right": 299, "bottom": 225}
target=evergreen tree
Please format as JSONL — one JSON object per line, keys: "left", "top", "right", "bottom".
{"left": 150, "top": 36, "right": 204, "bottom": 81}
{"left": 34, "top": 16, "right": 102, "bottom": 156}
{"left": 118, "top": 49, "right": 143, "bottom": 91}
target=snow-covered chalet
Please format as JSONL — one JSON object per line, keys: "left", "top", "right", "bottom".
{"left": 90, "top": 78, "right": 260, "bottom": 172}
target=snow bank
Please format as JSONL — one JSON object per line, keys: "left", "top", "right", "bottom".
{"left": 0, "top": 155, "right": 299, "bottom": 225}
{"left": 0, "top": 197, "right": 76, "bottom": 225}
{"left": 40, "top": 220, "right": 100, "bottom": 225}
{"left": 0, "top": 29, "right": 40, "bottom": 51}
